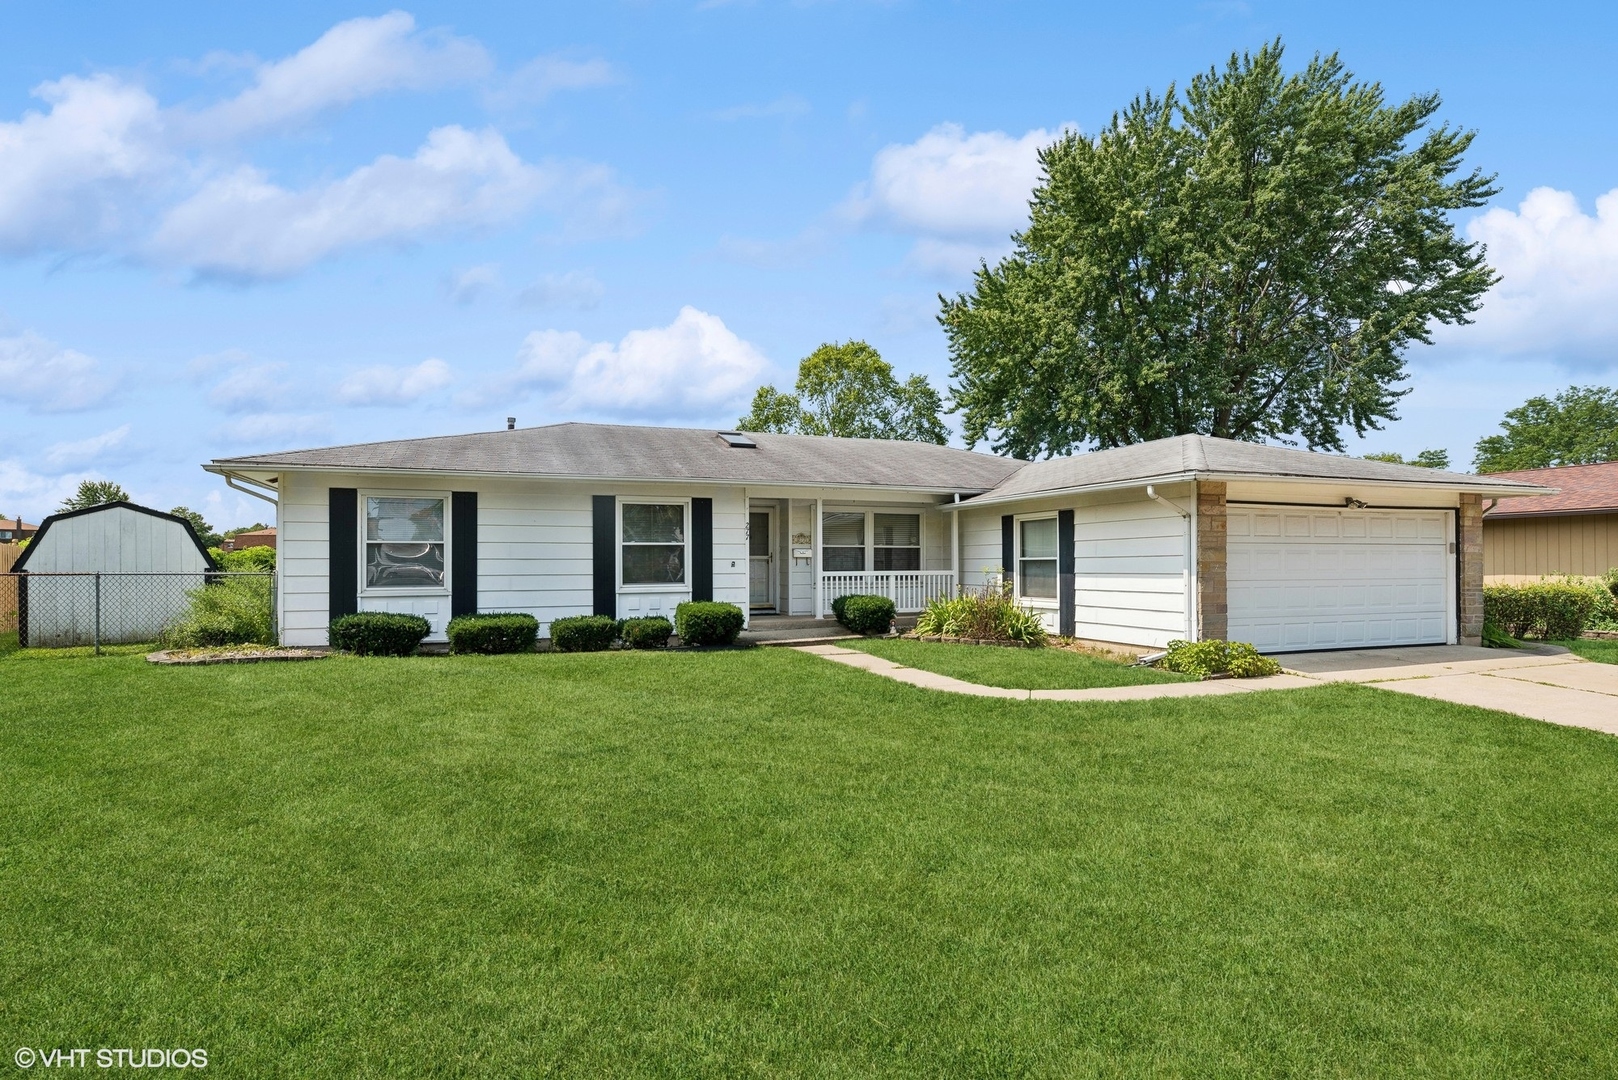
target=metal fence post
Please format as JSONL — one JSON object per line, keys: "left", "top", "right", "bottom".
{"left": 94, "top": 572, "right": 102, "bottom": 656}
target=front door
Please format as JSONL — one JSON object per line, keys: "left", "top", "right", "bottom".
{"left": 749, "top": 510, "right": 775, "bottom": 609}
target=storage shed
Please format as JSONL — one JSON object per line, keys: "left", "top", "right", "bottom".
{"left": 12, "top": 501, "right": 216, "bottom": 646}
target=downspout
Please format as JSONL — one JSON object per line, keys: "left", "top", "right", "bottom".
{"left": 1147, "top": 485, "right": 1195, "bottom": 640}
{"left": 224, "top": 472, "right": 278, "bottom": 506}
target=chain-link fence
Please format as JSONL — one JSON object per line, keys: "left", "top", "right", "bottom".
{"left": 2, "top": 571, "right": 275, "bottom": 651}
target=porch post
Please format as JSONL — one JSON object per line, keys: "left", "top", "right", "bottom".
{"left": 814, "top": 497, "right": 823, "bottom": 619}
{"left": 950, "top": 501, "right": 960, "bottom": 596}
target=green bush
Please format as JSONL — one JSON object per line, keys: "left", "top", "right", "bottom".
{"left": 329, "top": 612, "right": 431, "bottom": 657}
{"left": 1482, "top": 621, "right": 1525, "bottom": 649}
{"left": 913, "top": 584, "right": 1047, "bottom": 645}
{"left": 835, "top": 594, "right": 896, "bottom": 635}
{"left": 160, "top": 576, "right": 275, "bottom": 648}
{"left": 1157, "top": 639, "right": 1282, "bottom": 679}
{"left": 215, "top": 545, "right": 276, "bottom": 572}
{"left": 619, "top": 616, "right": 673, "bottom": 649}
{"left": 549, "top": 615, "right": 618, "bottom": 652}
{"left": 1589, "top": 569, "right": 1618, "bottom": 632}
{"left": 675, "top": 601, "right": 745, "bottom": 647}
{"left": 446, "top": 612, "right": 538, "bottom": 655}
{"left": 1483, "top": 580, "right": 1597, "bottom": 640}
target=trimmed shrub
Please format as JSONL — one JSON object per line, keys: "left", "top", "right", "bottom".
{"left": 446, "top": 612, "right": 538, "bottom": 655}
{"left": 220, "top": 545, "right": 276, "bottom": 572}
{"left": 913, "top": 584, "right": 1047, "bottom": 645}
{"left": 1589, "top": 569, "right": 1618, "bottom": 632}
{"left": 1157, "top": 639, "right": 1282, "bottom": 679}
{"left": 619, "top": 616, "right": 673, "bottom": 649}
{"left": 161, "top": 576, "right": 275, "bottom": 648}
{"left": 675, "top": 601, "right": 745, "bottom": 646}
{"left": 549, "top": 615, "right": 618, "bottom": 653}
{"left": 329, "top": 612, "right": 430, "bottom": 657}
{"left": 836, "top": 594, "right": 896, "bottom": 635}
{"left": 1483, "top": 580, "right": 1597, "bottom": 640}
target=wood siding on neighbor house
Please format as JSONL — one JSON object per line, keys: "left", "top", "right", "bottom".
{"left": 1484, "top": 513, "right": 1618, "bottom": 582}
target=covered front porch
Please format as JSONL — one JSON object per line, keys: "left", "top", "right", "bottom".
{"left": 744, "top": 494, "right": 959, "bottom": 619}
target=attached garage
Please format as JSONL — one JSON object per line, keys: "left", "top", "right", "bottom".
{"left": 1227, "top": 507, "right": 1453, "bottom": 652}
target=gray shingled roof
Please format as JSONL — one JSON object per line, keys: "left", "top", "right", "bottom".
{"left": 959, "top": 434, "right": 1555, "bottom": 506}
{"left": 210, "top": 421, "right": 1025, "bottom": 492}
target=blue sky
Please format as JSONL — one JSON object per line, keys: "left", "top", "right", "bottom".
{"left": 2, "top": 1, "right": 1616, "bottom": 528}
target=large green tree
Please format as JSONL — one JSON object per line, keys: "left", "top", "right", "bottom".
{"left": 57, "top": 480, "right": 130, "bottom": 513}
{"left": 943, "top": 41, "right": 1498, "bottom": 458}
{"left": 738, "top": 340, "right": 948, "bottom": 443}
{"left": 1473, "top": 385, "right": 1618, "bottom": 472}
{"left": 1363, "top": 449, "right": 1450, "bottom": 469}
{"left": 170, "top": 506, "right": 223, "bottom": 548}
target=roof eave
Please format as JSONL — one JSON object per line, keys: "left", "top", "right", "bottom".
{"left": 203, "top": 460, "right": 1002, "bottom": 497}
{"left": 946, "top": 471, "right": 1559, "bottom": 510}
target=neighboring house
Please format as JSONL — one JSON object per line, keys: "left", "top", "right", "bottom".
{"left": 0, "top": 517, "right": 37, "bottom": 542}
{"left": 223, "top": 527, "right": 277, "bottom": 552}
{"left": 11, "top": 502, "right": 216, "bottom": 647}
{"left": 205, "top": 423, "right": 1550, "bottom": 653}
{"left": 1481, "top": 461, "right": 1618, "bottom": 583}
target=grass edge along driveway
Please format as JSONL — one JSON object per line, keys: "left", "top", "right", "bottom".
{"left": 3, "top": 646, "right": 1617, "bottom": 1077}
{"left": 836, "top": 636, "right": 1189, "bottom": 690}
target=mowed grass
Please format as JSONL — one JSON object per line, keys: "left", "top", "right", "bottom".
{"left": 839, "top": 636, "right": 1187, "bottom": 689}
{"left": 1557, "top": 637, "right": 1618, "bottom": 664}
{"left": 3, "top": 647, "right": 1618, "bottom": 1077}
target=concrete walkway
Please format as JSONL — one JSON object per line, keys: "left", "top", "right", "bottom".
{"left": 793, "top": 644, "right": 1317, "bottom": 701}
{"left": 795, "top": 642, "right": 1618, "bottom": 735}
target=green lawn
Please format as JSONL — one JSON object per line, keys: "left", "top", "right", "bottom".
{"left": 1556, "top": 637, "right": 1618, "bottom": 664}
{"left": 837, "top": 636, "right": 1188, "bottom": 689}
{"left": 4, "top": 647, "right": 1618, "bottom": 1077}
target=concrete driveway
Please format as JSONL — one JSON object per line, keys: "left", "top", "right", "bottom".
{"left": 1283, "top": 645, "right": 1618, "bottom": 736}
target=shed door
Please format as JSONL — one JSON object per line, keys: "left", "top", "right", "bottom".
{"left": 1227, "top": 507, "right": 1453, "bottom": 653}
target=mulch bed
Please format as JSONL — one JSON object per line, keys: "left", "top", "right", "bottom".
{"left": 902, "top": 634, "right": 1039, "bottom": 648}
{"left": 147, "top": 647, "right": 329, "bottom": 666}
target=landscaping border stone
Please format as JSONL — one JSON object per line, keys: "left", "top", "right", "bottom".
{"left": 147, "top": 648, "right": 328, "bottom": 665}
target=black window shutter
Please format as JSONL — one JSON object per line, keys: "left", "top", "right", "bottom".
{"left": 1058, "top": 509, "right": 1075, "bottom": 638}
{"left": 592, "top": 495, "right": 616, "bottom": 616}
{"left": 329, "top": 488, "right": 358, "bottom": 621}
{"left": 1001, "top": 515, "right": 1015, "bottom": 588}
{"left": 691, "top": 497, "right": 713, "bottom": 602}
{"left": 451, "top": 491, "right": 478, "bottom": 618}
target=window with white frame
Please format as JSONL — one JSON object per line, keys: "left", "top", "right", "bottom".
{"left": 1018, "top": 516, "right": 1058, "bottom": 600}
{"left": 622, "top": 502, "right": 686, "bottom": 586}
{"left": 365, "top": 496, "right": 446, "bottom": 589}
{"left": 873, "top": 513, "right": 921, "bottom": 571}
{"left": 821, "top": 512, "right": 866, "bottom": 571}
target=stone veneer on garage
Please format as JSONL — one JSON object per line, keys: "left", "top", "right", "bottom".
{"left": 1195, "top": 481, "right": 1228, "bottom": 642}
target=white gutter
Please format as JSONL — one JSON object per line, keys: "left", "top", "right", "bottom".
{"left": 221, "top": 471, "right": 279, "bottom": 506}
{"left": 1147, "top": 485, "right": 1196, "bottom": 640}
{"left": 941, "top": 471, "right": 1559, "bottom": 510}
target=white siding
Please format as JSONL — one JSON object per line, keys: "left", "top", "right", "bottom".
{"left": 24, "top": 505, "right": 209, "bottom": 573}
{"left": 788, "top": 499, "right": 815, "bottom": 616}
{"left": 1073, "top": 498, "right": 1190, "bottom": 649}
{"left": 958, "top": 492, "right": 1190, "bottom": 649}
{"left": 275, "top": 474, "right": 753, "bottom": 646}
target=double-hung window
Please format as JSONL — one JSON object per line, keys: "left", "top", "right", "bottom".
{"left": 873, "top": 513, "right": 921, "bottom": 571}
{"left": 1018, "top": 517, "right": 1059, "bottom": 600}
{"left": 365, "top": 496, "right": 446, "bottom": 589}
{"left": 821, "top": 512, "right": 866, "bottom": 571}
{"left": 622, "top": 503, "right": 686, "bottom": 585}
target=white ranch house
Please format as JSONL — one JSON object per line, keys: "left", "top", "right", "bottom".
{"left": 205, "top": 423, "right": 1551, "bottom": 653}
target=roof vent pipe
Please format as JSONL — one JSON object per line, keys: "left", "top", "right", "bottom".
{"left": 506, "top": 417, "right": 516, "bottom": 430}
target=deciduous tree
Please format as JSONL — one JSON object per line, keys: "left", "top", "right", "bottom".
{"left": 57, "top": 480, "right": 130, "bottom": 513}
{"left": 1473, "top": 386, "right": 1618, "bottom": 472}
{"left": 738, "top": 341, "right": 947, "bottom": 443}
{"left": 943, "top": 41, "right": 1498, "bottom": 458}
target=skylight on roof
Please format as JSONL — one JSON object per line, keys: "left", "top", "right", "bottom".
{"left": 717, "top": 431, "right": 757, "bottom": 448}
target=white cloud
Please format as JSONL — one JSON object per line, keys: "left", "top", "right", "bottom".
{"left": 0, "top": 458, "right": 92, "bottom": 521}
{"left": 486, "top": 307, "right": 767, "bottom": 417}
{"left": 1449, "top": 186, "right": 1618, "bottom": 366}
{"left": 215, "top": 413, "right": 330, "bottom": 446}
{"left": 517, "top": 270, "right": 605, "bottom": 310}
{"left": 151, "top": 125, "right": 581, "bottom": 279}
{"left": 206, "top": 361, "right": 298, "bottom": 412}
{"left": 336, "top": 357, "right": 453, "bottom": 406}
{"left": 490, "top": 54, "right": 617, "bottom": 107}
{"left": 43, "top": 424, "right": 131, "bottom": 468}
{"left": 844, "top": 122, "right": 1062, "bottom": 239}
{"left": 0, "top": 331, "right": 118, "bottom": 412}
{"left": 446, "top": 263, "right": 502, "bottom": 303}
{"left": 0, "top": 74, "right": 168, "bottom": 254}
{"left": 185, "top": 11, "right": 491, "bottom": 139}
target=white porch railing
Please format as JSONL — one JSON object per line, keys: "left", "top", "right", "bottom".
{"left": 820, "top": 571, "right": 954, "bottom": 614}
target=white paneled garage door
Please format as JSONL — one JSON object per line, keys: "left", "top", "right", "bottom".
{"left": 1227, "top": 507, "right": 1453, "bottom": 653}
